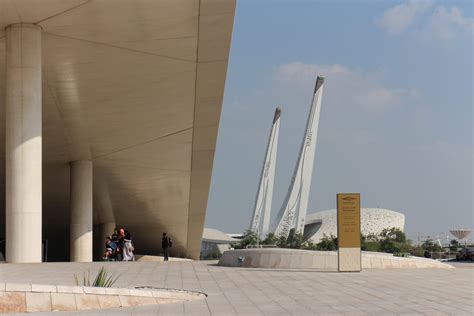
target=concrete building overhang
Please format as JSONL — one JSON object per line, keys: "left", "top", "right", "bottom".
{"left": 0, "top": 0, "right": 236, "bottom": 260}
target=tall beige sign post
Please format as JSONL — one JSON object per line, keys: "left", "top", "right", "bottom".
{"left": 337, "top": 193, "right": 361, "bottom": 272}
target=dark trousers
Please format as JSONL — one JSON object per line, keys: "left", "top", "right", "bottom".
{"left": 163, "top": 248, "right": 169, "bottom": 261}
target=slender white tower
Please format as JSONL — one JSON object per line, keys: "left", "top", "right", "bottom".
{"left": 273, "top": 76, "right": 324, "bottom": 237}
{"left": 249, "top": 107, "right": 281, "bottom": 238}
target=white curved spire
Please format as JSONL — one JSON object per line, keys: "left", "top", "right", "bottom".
{"left": 249, "top": 107, "right": 281, "bottom": 238}
{"left": 273, "top": 76, "right": 324, "bottom": 237}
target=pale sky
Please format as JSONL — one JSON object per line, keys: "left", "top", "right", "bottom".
{"left": 205, "top": 0, "right": 473, "bottom": 241}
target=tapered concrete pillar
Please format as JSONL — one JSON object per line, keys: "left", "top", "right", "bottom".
{"left": 5, "top": 24, "right": 42, "bottom": 263}
{"left": 70, "top": 160, "right": 93, "bottom": 262}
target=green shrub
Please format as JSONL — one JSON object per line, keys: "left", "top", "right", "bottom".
{"left": 286, "top": 232, "right": 306, "bottom": 249}
{"left": 380, "top": 227, "right": 407, "bottom": 243}
{"left": 362, "top": 241, "right": 381, "bottom": 252}
{"left": 449, "top": 239, "right": 460, "bottom": 251}
{"left": 231, "top": 230, "right": 259, "bottom": 249}
{"left": 74, "top": 266, "right": 119, "bottom": 287}
{"left": 261, "top": 232, "right": 280, "bottom": 246}
{"left": 377, "top": 228, "right": 412, "bottom": 254}
{"left": 410, "top": 246, "right": 425, "bottom": 257}
{"left": 315, "top": 234, "right": 338, "bottom": 251}
{"left": 235, "top": 227, "right": 418, "bottom": 256}
{"left": 422, "top": 239, "right": 442, "bottom": 252}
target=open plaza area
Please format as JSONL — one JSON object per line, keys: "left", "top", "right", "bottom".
{"left": 0, "top": 0, "right": 472, "bottom": 314}
{"left": 0, "top": 260, "right": 473, "bottom": 315}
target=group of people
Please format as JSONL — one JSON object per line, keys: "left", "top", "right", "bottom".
{"left": 102, "top": 228, "right": 135, "bottom": 261}
{"left": 102, "top": 230, "right": 173, "bottom": 262}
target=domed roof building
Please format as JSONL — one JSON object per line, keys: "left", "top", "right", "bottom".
{"left": 304, "top": 208, "right": 405, "bottom": 242}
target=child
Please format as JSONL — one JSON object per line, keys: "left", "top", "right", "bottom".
{"left": 103, "top": 236, "right": 117, "bottom": 261}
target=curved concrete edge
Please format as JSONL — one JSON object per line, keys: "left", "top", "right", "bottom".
{"left": 218, "top": 249, "right": 454, "bottom": 270}
{"left": 0, "top": 283, "right": 205, "bottom": 313}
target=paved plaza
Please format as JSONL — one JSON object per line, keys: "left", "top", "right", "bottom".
{"left": 0, "top": 260, "right": 472, "bottom": 315}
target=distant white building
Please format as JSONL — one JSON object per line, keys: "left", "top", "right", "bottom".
{"left": 201, "top": 228, "right": 238, "bottom": 259}
{"left": 304, "top": 208, "right": 405, "bottom": 242}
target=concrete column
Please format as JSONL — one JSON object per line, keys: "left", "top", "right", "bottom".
{"left": 98, "top": 221, "right": 116, "bottom": 258}
{"left": 70, "top": 160, "right": 93, "bottom": 262}
{"left": 5, "top": 24, "right": 42, "bottom": 263}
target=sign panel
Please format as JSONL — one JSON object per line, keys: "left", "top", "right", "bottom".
{"left": 337, "top": 193, "right": 361, "bottom": 272}
{"left": 337, "top": 193, "right": 361, "bottom": 247}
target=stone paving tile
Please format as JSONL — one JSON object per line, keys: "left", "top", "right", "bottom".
{"left": 0, "top": 261, "right": 472, "bottom": 315}
{"left": 157, "top": 301, "right": 184, "bottom": 315}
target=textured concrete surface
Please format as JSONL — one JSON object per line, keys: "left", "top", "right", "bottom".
{"left": 218, "top": 249, "right": 453, "bottom": 270}
{"left": 305, "top": 208, "right": 405, "bottom": 243}
{"left": 0, "top": 282, "right": 204, "bottom": 313}
{"left": 5, "top": 23, "right": 43, "bottom": 264}
{"left": 338, "top": 247, "right": 361, "bottom": 272}
{"left": 0, "top": 0, "right": 236, "bottom": 261}
{"left": 0, "top": 260, "right": 472, "bottom": 315}
{"left": 69, "top": 160, "right": 93, "bottom": 263}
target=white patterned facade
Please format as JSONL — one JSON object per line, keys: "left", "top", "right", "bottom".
{"left": 305, "top": 208, "right": 405, "bottom": 243}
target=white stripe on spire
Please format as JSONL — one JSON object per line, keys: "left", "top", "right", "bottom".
{"left": 249, "top": 107, "right": 281, "bottom": 238}
{"left": 273, "top": 76, "right": 324, "bottom": 237}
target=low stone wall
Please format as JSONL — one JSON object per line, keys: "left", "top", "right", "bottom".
{"left": 218, "top": 249, "right": 454, "bottom": 270}
{"left": 0, "top": 283, "right": 205, "bottom": 313}
{"left": 361, "top": 251, "right": 453, "bottom": 269}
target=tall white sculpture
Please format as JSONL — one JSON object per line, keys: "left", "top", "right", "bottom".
{"left": 249, "top": 107, "right": 281, "bottom": 238}
{"left": 273, "top": 76, "right": 324, "bottom": 237}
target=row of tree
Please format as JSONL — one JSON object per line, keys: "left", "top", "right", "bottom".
{"left": 232, "top": 230, "right": 337, "bottom": 251}
{"left": 232, "top": 227, "right": 461, "bottom": 258}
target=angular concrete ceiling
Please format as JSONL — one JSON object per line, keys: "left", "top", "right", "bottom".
{"left": 0, "top": 0, "right": 236, "bottom": 260}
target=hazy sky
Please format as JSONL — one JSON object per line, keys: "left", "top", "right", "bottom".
{"left": 205, "top": 0, "right": 473, "bottom": 241}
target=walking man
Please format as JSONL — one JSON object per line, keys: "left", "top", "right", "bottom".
{"left": 162, "top": 233, "right": 172, "bottom": 261}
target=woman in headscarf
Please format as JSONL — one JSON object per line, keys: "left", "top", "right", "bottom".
{"left": 122, "top": 229, "right": 135, "bottom": 261}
